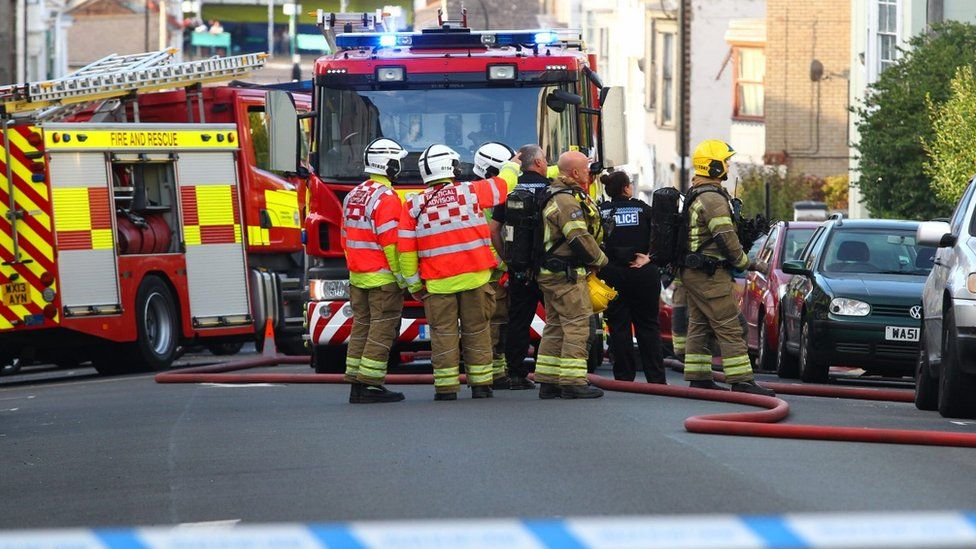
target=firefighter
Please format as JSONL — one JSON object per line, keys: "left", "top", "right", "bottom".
{"left": 341, "top": 138, "right": 409, "bottom": 403}
{"left": 535, "top": 150, "right": 609, "bottom": 399}
{"left": 597, "top": 171, "right": 665, "bottom": 384}
{"left": 487, "top": 144, "right": 554, "bottom": 390}
{"left": 399, "top": 144, "right": 520, "bottom": 400}
{"left": 681, "top": 140, "right": 773, "bottom": 396}
{"left": 473, "top": 142, "right": 517, "bottom": 389}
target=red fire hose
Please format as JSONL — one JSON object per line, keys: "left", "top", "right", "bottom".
{"left": 156, "top": 356, "right": 976, "bottom": 448}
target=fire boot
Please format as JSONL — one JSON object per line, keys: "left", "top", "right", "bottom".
{"left": 538, "top": 382, "right": 562, "bottom": 400}
{"left": 561, "top": 384, "right": 605, "bottom": 399}
{"left": 689, "top": 380, "right": 729, "bottom": 391}
{"left": 731, "top": 381, "right": 776, "bottom": 397}
{"left": 472, "top": 386, "right": 494, "bottom": 399}
{"left": 435, "top": 392, "right": 458, "bottom": 401}
{"left": 508, "top": 376, "right": 536, "bottom": 390}
{"left": 492, "top": 376, "right": 511, "bottom": 390}
{"left": 350, "top": 383, "right": 405, "bottom": 404}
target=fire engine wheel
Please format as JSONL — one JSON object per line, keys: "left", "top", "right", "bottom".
{"left": 207, "top": 342, "right": 244, "bottom": 356}
{"left": 313, "top": 345, "right": 347, "bottom": 374}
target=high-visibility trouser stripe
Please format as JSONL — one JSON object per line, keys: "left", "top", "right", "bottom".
{"left": 467, "top": 363, "right": 493, "bottom": 385}
{"left": 723, "top": 356, "right": 753, "bottom": 380}
{"left": 434, "top": 366, "right": 461, "bottom": 392}
{"left": 492, "top": 357, "right": 507, "bottom": 377}
{"left": 672, "top": 335, "right": 687, "bottom": 348}
{"left": 357, "top": 357, "right": 387, "bottom": 384}
{"left": 417, "top": 238, "right": 491, "bottom": 258}
{"left": 684, "top": 354, "right": 712, "bottom": 374}
{"left": 535, "top": 355, "right": 561, "bottom": 375}
{"left": 344, "top": 357, "right": 361, "bottom": 381}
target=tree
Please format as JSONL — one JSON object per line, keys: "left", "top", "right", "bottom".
{"left": 736, "top": 166, "right": 820, "bottom": 222}
{"left": 923, "top": 65, "right": 976, "bottom": 204}
{"left": 852, "top": 21, "right": 976, "bottom": 220}
{"left": 822, "top": 175, "right": 850, "bottom": 211}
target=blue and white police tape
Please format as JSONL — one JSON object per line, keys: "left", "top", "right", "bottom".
{"left": 3, "top": 512, "right": 976, "bottom": 548}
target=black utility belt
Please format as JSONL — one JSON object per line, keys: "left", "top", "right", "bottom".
{"left": 542, "top": 256, "right": 585, "bottom": 280}
{"left": 681, "top": 253, "right": 731, "bottom": 276}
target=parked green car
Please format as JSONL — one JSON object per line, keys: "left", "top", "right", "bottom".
{"left": 777, "top": 218, "right": 934, "bottom": 382}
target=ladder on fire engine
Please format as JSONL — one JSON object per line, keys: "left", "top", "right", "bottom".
{"left": 0, "top": 49, "right": 268, "bottom": 118}
{"left": 316, "top": 10, "right": 396, "bottom": 52}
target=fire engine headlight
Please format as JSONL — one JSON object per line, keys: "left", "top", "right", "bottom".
{"left": 311, "top": 280, "right": 350, "bottom": 301}
{"left": 376, "top": 67, "right": 405, "bottom": 82}
{"left": 488, "top": 64, "right": 517, "bottom": 80}
{"left": 830, "top": 298, "right": 871, "bottom": 317}
{"left": 42, "top": 288, "right": 56, "bottom": 303}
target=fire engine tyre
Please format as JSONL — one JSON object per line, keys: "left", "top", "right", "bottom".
{"left": 313, "top": 345, "right": 346, "bottom": 374}
{"left": 799, "top": 320, "right": 828, "bottom": 384}
{"left": 207, "top": 342, "right": 244, "bottom": 356}
{"left": 755, "top": 314, "right": 776, "bottom": 373}
{"left": 776, "top": 315, "right": 799, "bottom": 379}
{"left": 937, "top": 309, "right": 976, "bottom": 418}
{"left": 915, "top": 342, "right": 938, "bottom": 412}
{"left": 131, "top": 276, "right": 180, "bottom": 372}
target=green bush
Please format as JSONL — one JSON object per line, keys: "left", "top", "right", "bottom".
{"left": 923, "top": 65, "right": 976, "bottom": 204}
{"left": 852, "top": 21, "right": 976, "bottom": 220}
{"left": 735, "top": 165, "right": 822, "bottom": 222}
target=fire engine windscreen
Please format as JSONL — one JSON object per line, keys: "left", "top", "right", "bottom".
{"left": 317, "top": 85, "right": 577, "bottom": 181}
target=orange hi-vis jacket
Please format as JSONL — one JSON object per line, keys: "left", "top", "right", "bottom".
{"left": 341, "top": 176, "right": 403, "bottom": 289}
{"left": 398, "top": 164, "right": 518, "bottom": 294}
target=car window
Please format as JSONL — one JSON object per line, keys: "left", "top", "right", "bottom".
{"left": 759, "top": 227, "right": 778, "bottom": 264}
{"left": 950, "top": 179, "right": 975, "bottom": 235}
{"left": 799, "top": 227, "right": 825, "bottom": 262}
{"left": 821, "top": 229, "right": 932, "bottom": 276}
{"left": 782, "top": 228, "right": 815, "bottom": 262}
{"left": 748, "top": 237, "right": 765, "bottom": 262}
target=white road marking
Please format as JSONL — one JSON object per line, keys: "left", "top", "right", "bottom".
{"left": 176, "top": 519, "right": 242, "bottom": 528}
{"left": 950, "top": 421, "right": 976, "bottom": 426}
{"left": 1, "top": 407, "right": 19, "bottom": 412}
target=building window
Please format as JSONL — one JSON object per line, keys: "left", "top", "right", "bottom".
{"left": 597, "top": 27, "right": 610, "bottom": 75}
{"left": 660, "top": 32, "right": 675, "bottom": 126}
{"left": 733, "top": 46, "right": 764, "bottom": 120}
{"left": 877, "top": 0, "right": 898, "bottom": 74}
{"left": 645, "top": 16, "right": 656, "bottom": 111}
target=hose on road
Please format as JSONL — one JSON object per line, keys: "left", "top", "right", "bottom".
{"left": 155, "top": 356, "right": 976, "bottom": 448}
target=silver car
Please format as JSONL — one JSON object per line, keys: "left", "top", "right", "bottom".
{"left": 916, "top": 178, "right": 976, "bottom": 418}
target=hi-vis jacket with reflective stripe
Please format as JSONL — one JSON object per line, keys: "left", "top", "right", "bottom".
{"left": 399, "top": 163, "right": 519, "bottom": 294}
{"left": 687, "top": 175, "right": 749, "bottom": 271}
{"left": 341, "top": 175, "right": 403, "bottom": 289}
{"left": 540, "top": 176, "right": 608, "bottom": 275}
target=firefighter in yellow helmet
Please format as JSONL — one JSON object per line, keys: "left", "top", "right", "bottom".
{"left": 680, "top": 140, "right": 774, "bottom": 396}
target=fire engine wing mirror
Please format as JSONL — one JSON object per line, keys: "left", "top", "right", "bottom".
{"left": 600, "top": 86, "right": 627, "bottom": 169}
{"left": 266, "top": 90, "right": 299, "bottom": 173}
{"left": 546, "top": 90, "right": 582, "bottom": 113}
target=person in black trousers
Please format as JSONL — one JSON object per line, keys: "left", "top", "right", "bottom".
{"left": 488, "top": 144, "right": 551, "bottom": 390}
{"left": 597, "top": 171, "right": 666, "bottom": 384}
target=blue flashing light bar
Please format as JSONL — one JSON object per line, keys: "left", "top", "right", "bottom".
{"left": 334, "top": 29, "right": 578, "bottom": 50}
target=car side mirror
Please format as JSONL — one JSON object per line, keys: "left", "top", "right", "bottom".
{"left": 917, "top": 221, "right": 955, "bottom": 248}
{"left": 782, "top": 260, "right": 811, "bottom": 277}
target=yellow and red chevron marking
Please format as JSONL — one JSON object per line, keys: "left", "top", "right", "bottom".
{"left": 180, "top": 185, "right": 242, "bottom": 246}
{"left": 0, "top": 125, "right": 58, "bottom": 331}
{"left": 51, "top": 187, "right": 113, "bottom": 250}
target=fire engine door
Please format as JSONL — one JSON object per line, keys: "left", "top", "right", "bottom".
{"left": 176, "top": 152, "right": 251, "bottom": 328}
{"left": 48, "top": 152, "right": 121, "bottom": 314}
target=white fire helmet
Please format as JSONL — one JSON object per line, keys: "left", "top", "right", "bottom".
{"left": 419, "top": 144, "right": 462, "bottom": 184}
{"left": 473, "top": 142, "right": 515, "bottom": 179}
{"left": 363, "top": 138, "right": 408, "bottom": 180}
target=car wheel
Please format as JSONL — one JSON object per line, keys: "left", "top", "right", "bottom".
{"left": 799, "top": 320, "right": 828, "bottom": 383}
{"left": 914, "top": 332, "right": 938, "bottom": 411}
{"left": 937, "top": 308, "right": 976, "bottom": 418}
{"left": 776, "top": 315, "right": 799, "bottom": 379}
{"left": 313, "top": 344, "right": 347, "bottom": 374}
{"left": 756, "top": 314, "right": 777, "bottom": 373}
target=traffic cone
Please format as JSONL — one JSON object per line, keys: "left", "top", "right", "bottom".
{"left": 262, "top": 317, "right": 277, "bottom": 357}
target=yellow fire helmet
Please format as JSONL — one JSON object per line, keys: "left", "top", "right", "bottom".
{"left": 692, "top": 139, "right": 736, "bottom": 180}
{"left": 587, "top": 272, "right": 618, "bottom": 314}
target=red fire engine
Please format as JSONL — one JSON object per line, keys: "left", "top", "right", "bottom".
{"left": 0, "top": 50, "right": 310, "bottom": 374}
{"left": 266, "top": 11, "right": 628, "bottom": 373}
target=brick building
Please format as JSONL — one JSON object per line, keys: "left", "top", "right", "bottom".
{"left": 763, "top": 0, "right": 851, "bottom": 179}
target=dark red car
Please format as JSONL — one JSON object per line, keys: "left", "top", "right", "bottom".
{"left": 743, "top": 221, "right": 819, "bottom": 371}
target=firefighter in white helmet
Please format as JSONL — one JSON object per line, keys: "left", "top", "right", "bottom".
{"left": 341, "top": 137, "right": 409, "bottom": 403}
{"left": 473, "top": 142, "right": 517, "bottom": 388}
{"left": 398, "top": 144, "right": 520, "bottom": 399}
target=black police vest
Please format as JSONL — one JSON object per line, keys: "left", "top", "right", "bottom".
{"left": 600, "top": 198, "right": 651, "bottom": 265}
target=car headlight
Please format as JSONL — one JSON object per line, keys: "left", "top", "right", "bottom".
{"left": 829, "top": 298, "right": 871, "bottom": 317}
{"left": 310, "top": 279, "right": 350, "bottom": 301}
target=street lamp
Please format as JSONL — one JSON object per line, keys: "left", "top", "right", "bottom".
{"left": 283, "top": 1, "right": 301, "bottom": 80}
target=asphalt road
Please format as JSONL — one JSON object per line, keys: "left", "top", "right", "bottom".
{"left": 2, "top": 361, "right": 975, "bottom": 529}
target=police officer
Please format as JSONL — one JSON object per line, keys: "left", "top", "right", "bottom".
{"left": 681, "top": 140, "right": 773, "bottom": 396}
{"left": 488, "top": 144, "right": 554, "bottom": 390}
{"left": 597, "top": 171, "right": 665, "bottom": 384}
{"left": 535, "top": 150, "right": 609, "bottom": 399}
